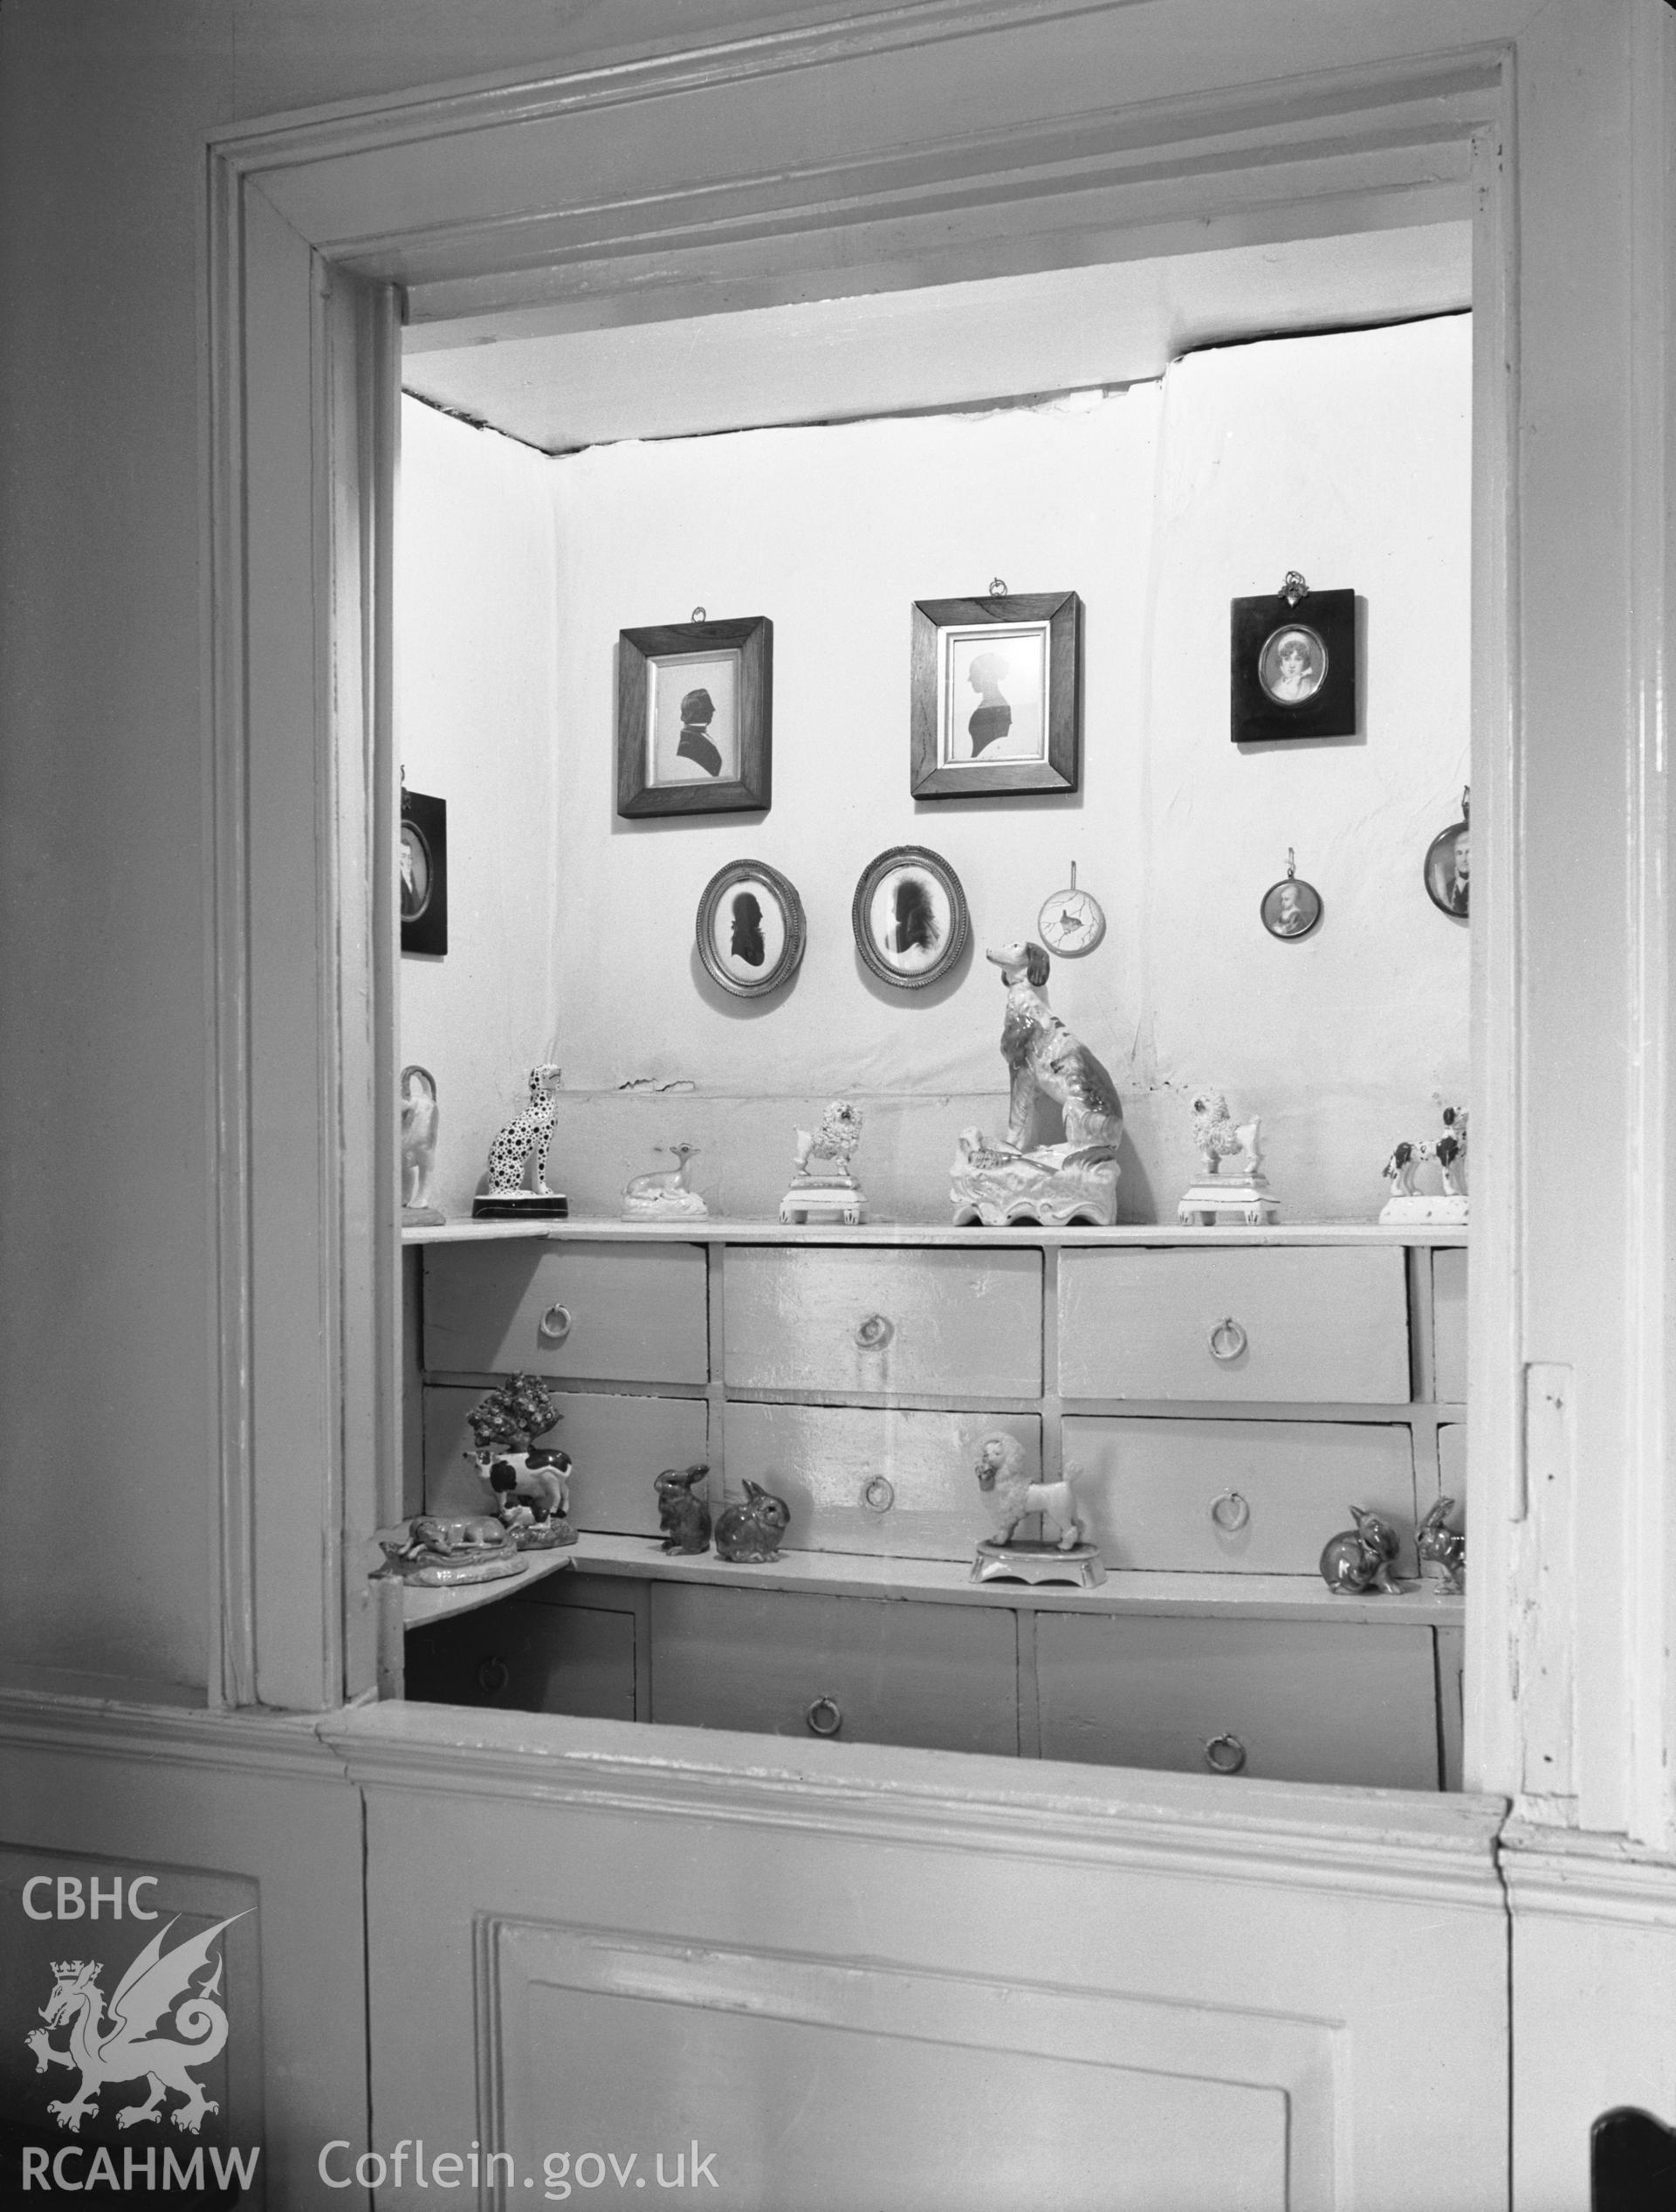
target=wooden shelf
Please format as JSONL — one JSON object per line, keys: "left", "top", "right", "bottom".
{"left": 402, "top": 1528, "right": 1465, "bottom": 1628}
{"left": 404, "top": 1215, "right": 1467, "bottom": 1249}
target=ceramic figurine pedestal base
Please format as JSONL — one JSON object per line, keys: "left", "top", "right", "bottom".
{"left": 970, "top": 1539, "right": 1107, "bottom": 1589}
{"left": 402, "top": 1204, "right": 446, "bottom": 1227}
{"left": 780, "top": 1178, "right": 865, "bottom": 1225}
{"left": 950, "top": 1141, "right": 1119, "bottom": 1228}
{"left": 1379, "top": 1192, "right": 1468, "bottom": 1226}
{"left": 472, "top": 1192, "right": 569, "bottom": 1219}
{"left": 622, "top": 1192, "right": 709, "bottom": 1222}
{"left": 1177, "top": 1175, "right": 1278, "bottom": 1226}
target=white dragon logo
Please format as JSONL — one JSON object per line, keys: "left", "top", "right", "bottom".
{"left": 25, "top": 1913, "right": 244, "bottom": 2136}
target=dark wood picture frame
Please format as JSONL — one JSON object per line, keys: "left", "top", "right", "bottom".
{"left": 399, "top": 788, "right": 448, "bottom": 955}
{"left": 695, "top": 858, "right": 807, "bottom": 999}
{"left": 616, "top": 615, "right": 773, "bottom": 818}
{"left": 1230, "top": 585, "right": 1357, "bottom": 743}
{"left": 910, "top": 591, "right": 1082, "bottom": 798}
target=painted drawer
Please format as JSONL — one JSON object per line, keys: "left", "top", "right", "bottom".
{"left": 1058, "top": 1245, "right": 1409, "bottom": 1403}
{"left": 1036, "top": 1616, "right": 1439, "bottom": 1789}
{"left": 1432, "top": 1247, "right": 1467, "bottom": 1402}
{"left": 423, "top": 1384, "right": 708, "bottom": 1537}
{"left": 405, "top": 1592, "right": 637, "bottom": 1721}
{"left": 423, "top": 1240, "right": 708, "bottom": 1384}
{"left": 650, "top": 1583, "right": 1018, "bottom": 1753}
{"left": 723, "top": 1245, "right": 1041, "bottom": 1398}
{"left": 1063, "top": 1416, "right": 1419, "bottom": 1576}
{"left": 725, "top": 1402, "right": 1039, "bottom": 1561}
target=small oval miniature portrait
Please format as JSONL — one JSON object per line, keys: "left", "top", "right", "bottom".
{"left": 1425, "top": 819, "right": 1470, "bottom": 917}
{"left": 695, "top": 859, "right": 806, "bottom": 999}
{"left": 1257, "top": 623, "right": 1327, "bottom": 708}
{"left": 400, "top": 819, "right": 433, "bottom": 922}
{"left": 1260, "top": 874, "right": 1322, "bottom": 940}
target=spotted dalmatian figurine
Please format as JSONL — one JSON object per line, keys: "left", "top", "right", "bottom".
{"left": 484, "top": 1063, "right": 564, "bottom": 1199}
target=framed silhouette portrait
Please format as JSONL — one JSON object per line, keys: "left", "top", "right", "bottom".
{"left": 617, "top": 615, "right": 773, "bottom": 818}
{"left": 1231, "top": 580, "right": 1356, "bottom": 743}
{"left": 910, "top": 591, "right": 1081, "bottom": 797}
{"left": 852, "top": 845, "right": 970, "bottom": 988}
{"left": 695, "top": 859, "right": 806, "bottom": 999}
{"left": 400, "top": 787, "right": 448, "bottom": 955}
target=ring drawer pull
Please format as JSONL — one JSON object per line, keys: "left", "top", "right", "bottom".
{"left": 1207, "top": 1316, "right": 1248, "bottom": 1363}
{"left": 855, "top": 1313, "right": 893, "bottom": 1350}
{"left": 861, "top": 1475, "right": 896, "bottom": 1514}
{"left": 1210, "top": 1489, "right": 1251, "bottom": 1532}
{"left": 1204, "top": 1733, "right": 1247, "bottom": 1775}
{"left": 477, "top": 1657, "right": 510, "bottom": 1695}
{"left": 538, "top": 1303, "right": 573, "bottom": 1343}
{"left": 806, "top": 1695, "right": 843, "bottom": 1737}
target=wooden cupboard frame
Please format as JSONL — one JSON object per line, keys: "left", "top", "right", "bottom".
{"left": 195, "top": 6, "right": 1676, "bottom": 2191}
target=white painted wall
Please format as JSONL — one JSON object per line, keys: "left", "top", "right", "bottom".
{"left": 401, "top": 317, "right": 1469, "bottom": 1223}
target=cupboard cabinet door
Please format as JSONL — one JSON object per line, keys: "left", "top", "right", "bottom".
{"left": 1062, "top": 1417, "right": 1418, "bottom": 1576}
{"left": 725, "top": 1402, "right": 1039, "bottom": 1561}
{"left": 651, "top": 1583, "right": 1019, "bottom": 1754}
{"left": 405, "top": 1593, "right": 637, "bottom": 1721}
{"left": 424, "top": 1242, "right": 708, "bottom": 1384}
{"left": 724, "top": 1245, "right": 1041, "bottom": 1398}
{"left": 1058, "top": 1246, "right": 1409, "bottom": 1403}
{"left": 423, "top": 1384, "right": 708, "bottom": 1538}
{"left": 1036, "top": 1615, "right": 1439, "bottom": 1789}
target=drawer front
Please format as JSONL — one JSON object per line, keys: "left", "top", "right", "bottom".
{"left": 1059, "top": 1246, "right": 1409, "bottom": 1403}
{"left": 405, "top": 1594, "right": 637, "bottom": 1721}
{"left": 725, "top": 1401, "right": 1040, "bottom": 1561}
{"left": 424, "top": 1384, "right": 708, "bottom": 1538}
{"left": 1063, "top": 1417, "right": 1418, "bottom": 1576}
{"left": 1036, "top": 1616, "right": 1439, "bottom": 1789}
{"left": 1432, "top": 1247, "right": 1467, "bottom": 1402}
{"left": 424, "top": 1241, "right": 708, "bottom": 1384}
{"left": 650, "top": 1583, "right": 1017, "bottom": 1754}
{"left": 723, "top": 1245, "right": 1041, "bottom": 1398}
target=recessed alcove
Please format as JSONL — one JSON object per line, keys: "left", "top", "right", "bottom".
{"left": 395, "top": 224, "right": 1473, "bottom": 1791}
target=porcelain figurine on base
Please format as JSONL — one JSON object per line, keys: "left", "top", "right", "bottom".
{"left": 1379, "top": 1103, "right": 1468, "bottom": 1224}
{"left": 1417, "top": 1495, "right": 1466, "bottom": 1593}
{"left": 400, "top": 1064, "right": 445, "bottom": 1226}
{"left": 623, "top": 1142, "right": 708, "bottom": 1220}
{"left": 654, "top": 1462, "right": 712, "bottom": 1554}
{"left": 373, "top": 1515, "right": 531, "bottom": 1589}
{"left": 949, "top": 942, "right": 1123, "bottom": 1227}
{"left": 780, "top": 1101, "right": 866, "bottom": 1224}
{"left": 465, "top": 1374, "right": 575, "bottom": 1548}
{"left": 472, "top": 1061, "right": 568, "bottom": 1219}
{"left": 1319, "top": 1506, "right": 1404, "bottom": 1595}
{"left": 714, "top": 1480, "right": 792, "bottom": 1562}
{"left": 969, "top": 1432, "right": 1106, "bottom": 1588}
{"left": 1177, "top": 1091, "right": 1279, "bottom": 1226}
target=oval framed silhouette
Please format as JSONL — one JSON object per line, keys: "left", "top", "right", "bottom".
{"left": 852, "top": 845, "right": 971, "bottom": 987}
{"left": 695, "top": 859, "right": 807, "bottom": 999}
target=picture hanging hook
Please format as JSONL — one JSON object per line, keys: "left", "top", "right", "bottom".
{"left": 1460, "top": 785, "right": 1470, "bottom": 820}
{"left": 1285, "top": 848, "right": 1297, "bottom": 880}
{"left": 690, "top": 605, "right": 706, "bottom": 623}
{"left": 1280, "top": 571, "right": 1309, "bottom": 606}
{"left": 989, "top": 577, "right": 1009, "bottom": 599}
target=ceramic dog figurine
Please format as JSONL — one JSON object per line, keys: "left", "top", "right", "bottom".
{"left": 973, "top": 1432, "right": 1089, "bottom": 1550}
{"left": 714, "top": 1480, "right": 791, "bottom": 1563}
{"left": 1319, "top": 1506, "right": 1404, "bottom": 1595}
{"left": 655, "top": 1462, "right": 712, "bottom": 1554}
{"left": 1417, "top": 1494, "right": 1466, "bottom": 1593}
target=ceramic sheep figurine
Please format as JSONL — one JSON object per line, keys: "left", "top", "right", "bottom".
{"left": 1318, "top": 1506, "right": 1404, "bottom": 1595}
{"left": 713, "top": 1480, "right": 791, "bottom": 1563}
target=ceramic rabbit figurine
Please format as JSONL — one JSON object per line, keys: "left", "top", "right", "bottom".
{"left": 655, "top": 1462, "right": 712, "bottom": 1555}
{"left": 1319, "top": 1506, "right": 1404, "bottom": 1595}
{"left": 1416, "top": 1494, "right": 1466, "bottom": 1593}
{"left": 714, "top": 1479, "right": 791, "bottom": 1563}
